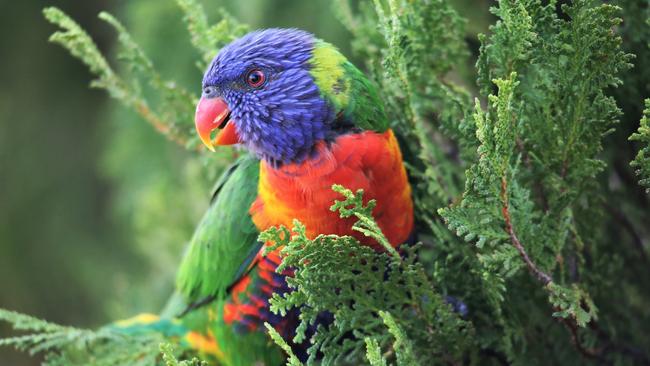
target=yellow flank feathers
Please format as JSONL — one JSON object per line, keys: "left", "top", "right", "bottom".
{"left": 309, "top": 41, "right": 349, "bottom": 109}
{"left": 256, "top": 164, "right": 295, "bottom": 224}
{"left": 114, "top": 313, "right": 160, "bottom": 327}
{"left": 185, "top": 331, "right": 225, "bottom": 359}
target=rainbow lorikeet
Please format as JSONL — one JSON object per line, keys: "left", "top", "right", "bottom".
{"left": 114, "top": 28, "right": 414, "bottom": 365}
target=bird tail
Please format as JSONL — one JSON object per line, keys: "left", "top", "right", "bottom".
{"left": 106, "top": 291, "right": 194, "bottom": 338}
{"left": 106, "top": 313, "right": 189, "bottom": 338}
{"left": 106, "top": 296, "right": 225, "bottom": 361}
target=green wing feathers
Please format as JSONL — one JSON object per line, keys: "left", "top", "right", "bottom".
{"left": 176, "top": 154, "right": 262, "bottom": 302}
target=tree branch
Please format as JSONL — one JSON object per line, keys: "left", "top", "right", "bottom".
{"left": 500, "top": 177, "right": 552, "bottom": 285}
{"left": 500, "top": 175, "right": 650, "bottom": 364}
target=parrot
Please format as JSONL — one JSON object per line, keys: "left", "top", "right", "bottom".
{"left": 112, "top": 28, "right": 414, "bottom": 366}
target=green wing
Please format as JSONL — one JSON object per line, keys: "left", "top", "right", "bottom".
{"left": 175, "top": 154, "right": 262, "bottom": 303}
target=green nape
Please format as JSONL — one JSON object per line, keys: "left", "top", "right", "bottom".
{"left": 175, "top": 154, "right": 262, "bottom": 302}
{"left": 309, "top": 40, "right": 388, "bottom": 132}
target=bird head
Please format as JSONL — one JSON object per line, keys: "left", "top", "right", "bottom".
{"left": 194, "top": 28, "right": 386, "bottom": 166}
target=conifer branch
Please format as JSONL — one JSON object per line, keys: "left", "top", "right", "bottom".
{"left": 499, "top": 177, "right": 552, "bottom": 286}
{"left": 264, "top": 323, "right": 304, "bottom": 366}
{"left": 263, "top": 186, "right": 472, "bottom": 365}
{"left": 176, "top": 0, "right": 250, "bottom": 69}
{"left": 43, "top": 7, "right": 199, "bottom": 150}
{"left": 364, "top": 338, "right": 388, "bottom": 366}
{"left": 43, "top": 4, "right": 251, "bottom": 153}
{"left": 330, "top": 184, "right": 399, "bottom": 257}
{"left": 499, "top": 151, "right": 607, "bottom": 361}
{"left": 160, "top": 343, "right": 207, "bottom": 366}
{"left": 630, "top": 99, "right": 650, "bottom": 193}
{"left": 561, "top": 318, "right": 603, "bottom": 360}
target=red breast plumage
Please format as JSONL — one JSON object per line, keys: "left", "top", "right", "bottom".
{"left": 251, "top": 129, "right": 414, "bottom": 249}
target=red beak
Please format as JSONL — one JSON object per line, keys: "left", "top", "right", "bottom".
{"left": 194, "top": 97, "right": 240, "bottom": 151}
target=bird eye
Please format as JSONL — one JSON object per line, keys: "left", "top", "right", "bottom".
{"left": 203, "top": 85, "right": 218, "bottom": 97}
{"left": 246, "top": 69, "right": 266, "bottom": 88}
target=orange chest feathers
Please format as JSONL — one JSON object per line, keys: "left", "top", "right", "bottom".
{"left": 249, "top": 129, "right": 414, "bottom": 248}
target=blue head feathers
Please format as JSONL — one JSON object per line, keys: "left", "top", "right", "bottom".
{"left": 201, "top": 29, "right": 334, "bottom": 165}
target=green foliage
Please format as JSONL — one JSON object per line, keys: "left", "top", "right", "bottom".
{"left": 43, "top": 6, "right": 194, "bottom": 148}
{"left": 359, "top": 312, "right": 421, "bottom": 366}
{"left": 43, "top": 0, "right": 248, "bottom": 152}
{"left": 337, "top": 0, "right": 647, "bottom": 364}
{"left": 630, "top": 99, "right": 650, "bottom": 192}
{"left": 0, "top": 309, "right": 104, "bottom": 355}
{"left": 262, "top": 186, "right": 472, "bottom": 365}
{"left": 336, "top": 0, "right": 474, "bottom": 208}
{"left": 0, "top": 309, "right": 165, "bottom": 366}
{"left": 373, "top": 311, "right": 418, "bottom": 366}
{"left": 160, "top": 343, "right": 207, "bottom": 366}
{"left": 264, "top": 324, "right": 304, "bottom": 366}
{"left": 330, "top": 184, "right": 398, "bottom": 256}
{"left": 436, "top": 0, "right": 637, "bottom": 362}
{"left": 176, "top": 0, "right": 249, "bottom": 69}
{"left": 547, "top": 283, "right": 597, "bottom": 328}
{"left": 364, "top": 338, "right": 386, "bottom": 366}
{"left": 0, "top": 310, "right": 212, "bottom": 366}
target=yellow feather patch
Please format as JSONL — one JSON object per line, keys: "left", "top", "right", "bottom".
{"left": 185, "top": 331, "right": 224, "bottom": 359}
{"left": 256, "top": 164, "right": 294, "bottom": 225}
{"left": 309, "top": 41, "right": 350, "bottom": 109}
{"left": 114, "top": 313, "right": 160, "bottom": 327}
